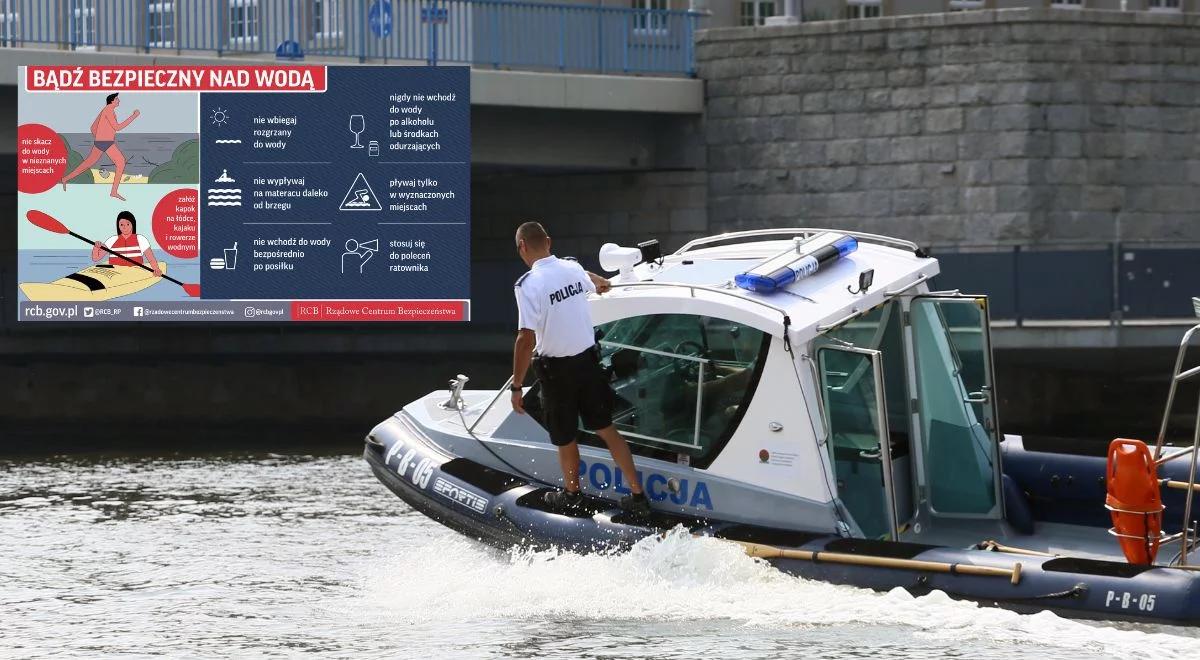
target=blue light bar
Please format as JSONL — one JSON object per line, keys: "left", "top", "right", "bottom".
{"left": 734, "top": 234, "right": 858, "bottom": 293}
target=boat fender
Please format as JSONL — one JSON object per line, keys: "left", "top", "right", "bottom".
{"left": 1001, "top": 474, "right": 1035, "bottom": 535}
{"left": 1105, "top": 438, "right": 1164, "bottom": 565}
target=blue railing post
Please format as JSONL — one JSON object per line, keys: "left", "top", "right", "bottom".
{"left": 218, "top": 0, "right": 225, "bottom": 57}
{"left": 597, "top": 9, "right": 604, "bottom": 73}
{"left": 685, "top": 11, "right": 696, "bottom": 77}
{"left": 68, "top": 0, "right": 76, "bottom": 51}
{"left": 621, "top": 12, "right": 629, "bottom": 73}
{"left": 358, "top": 0, "right": 366, "bottom": 62}
{"left": 427, "top": 0, "right": 438, "bottom": 66}
{"left": 490, "top": 2, "right": 498, "bottom": 68}
{"left": 556, "top": 7, "right": 564, "bottom": 71}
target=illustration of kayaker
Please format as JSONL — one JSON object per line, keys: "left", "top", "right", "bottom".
{"left": 59, "top": 92, "right": 141, "bottom": 201}
{"left": 91, "top": 210, "right": 162, "bottom": 277}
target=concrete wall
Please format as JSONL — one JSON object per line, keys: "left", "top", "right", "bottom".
{"left": 471, "top": 168, "right": 709, "bottom": 265}
{"left": 697, "top": 9, "right": 1200, "bottom": 246}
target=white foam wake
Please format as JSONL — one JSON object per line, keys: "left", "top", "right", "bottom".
{"left": 356, "top": 527, "right": 1200, "bottom": 659}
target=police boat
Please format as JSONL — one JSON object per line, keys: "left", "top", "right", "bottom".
{"left": 365, "top": 229, "right": 1200, "bottom": 626}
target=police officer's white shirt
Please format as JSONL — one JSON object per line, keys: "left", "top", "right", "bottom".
{"left": 515, "top": 255, "right": 597, "bottom": 357}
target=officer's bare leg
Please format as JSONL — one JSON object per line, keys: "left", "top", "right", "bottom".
{"left": 593, "top": 425, "right": 644, "bottom": 495}
{"left": 557, "top": 441, "right": 581, "bottom": 492}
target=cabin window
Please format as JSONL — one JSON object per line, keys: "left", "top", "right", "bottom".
{"left": 584, "top": 314, "right": 769, "bottom": 468}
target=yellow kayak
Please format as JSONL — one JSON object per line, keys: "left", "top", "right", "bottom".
{"left": 19, "top": 263, "right": 168, "bottom": 302}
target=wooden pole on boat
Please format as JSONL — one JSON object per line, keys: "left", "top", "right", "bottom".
{"left": 733, "top": 540, "right": 1023, "bottom": 585}
{"left": 1163, "top": 480, "right": 1200, "bottom": 493}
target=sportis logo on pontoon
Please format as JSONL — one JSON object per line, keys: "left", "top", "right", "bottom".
{"left": 432, "top": 477, "right": 488, "bottom": 514}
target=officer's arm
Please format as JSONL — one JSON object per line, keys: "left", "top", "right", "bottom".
{"left": 512, "top": 329, "right": 536, "bottom": 389}
{"left": 586, "top": 271, "right": 612, "bottom": 294}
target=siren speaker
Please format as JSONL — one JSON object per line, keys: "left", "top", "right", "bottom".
{"left": 599, "top": 243, "right": 641, "bottom": 272}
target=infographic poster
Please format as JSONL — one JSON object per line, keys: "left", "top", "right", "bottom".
{"left": 16, "top": 65, "right": 470, "bottom": 322}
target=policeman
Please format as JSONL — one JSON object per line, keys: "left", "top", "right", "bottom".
{"left": 509, "top": 221, "right": 650, "bottom": 515}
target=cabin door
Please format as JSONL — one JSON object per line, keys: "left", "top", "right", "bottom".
{"left": 817, "top": 345, "right": 899, "bottom": 540}
{"left": 909, "top": 296, "right": 1003, "bottom": 518}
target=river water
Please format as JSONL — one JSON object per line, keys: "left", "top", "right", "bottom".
{"left": 3, "top": 451, "right": 1199, "bottom": 659}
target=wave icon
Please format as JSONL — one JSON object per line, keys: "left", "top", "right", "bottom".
{"left": 207, "top": 179, "right": 243, "bottom": 206}
{"left": 214, "top": 139, "right": 242, "bottom": 144}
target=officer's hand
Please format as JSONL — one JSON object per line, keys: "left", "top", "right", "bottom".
{"left": 511, "top": 391, "right": 525, "bottom": 414}
{"left": 589, "top": 272, "right": 612, "bottom": 294}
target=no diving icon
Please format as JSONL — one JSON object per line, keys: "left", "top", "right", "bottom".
{"left": 339, "top": 172, "right": 382, "bottom": 211}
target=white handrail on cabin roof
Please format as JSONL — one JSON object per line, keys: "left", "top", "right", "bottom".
{"left": 673, "top": 228, "right": 921, "bottom": 256}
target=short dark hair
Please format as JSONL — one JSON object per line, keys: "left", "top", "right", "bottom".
{"left": 106, "top": 93, "right": 119, "bottom": 105}
{"left": 515, "top": 221, "right": 549, "bottom": 250}
{"left": 116, "top": 210, "right": 136, "bottom": 235}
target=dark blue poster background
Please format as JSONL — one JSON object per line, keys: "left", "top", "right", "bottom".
{"left": 199, "top": 66, "right": 469, "bottom": 301}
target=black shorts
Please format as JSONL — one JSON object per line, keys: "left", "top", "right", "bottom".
{"left": 532, "top": 347, "right": 615, "bottom": 446}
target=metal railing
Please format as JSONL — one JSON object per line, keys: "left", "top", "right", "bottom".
{"left": 1148, "top": 317, "right": 1200, "bottom": 566}
{"left": 0, "top": 0, "right": 698, "bottom": 76}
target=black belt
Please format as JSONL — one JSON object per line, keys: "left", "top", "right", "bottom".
{"left": 535, "top": 346, "right": 597, "bottom": 364}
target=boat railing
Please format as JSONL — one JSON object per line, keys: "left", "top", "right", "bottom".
{"left": 1151, "top": 298, "right": 1200, "bottom": 566}
{"left": 673, "top": 228, "right": 921, "bottom": 257}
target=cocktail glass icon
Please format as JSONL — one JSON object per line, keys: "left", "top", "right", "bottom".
{"left": 224, "top": 243, "right": 238, "bottom": 270}
{"left": 349, "top": 114, "right": 365, "bottom": 149}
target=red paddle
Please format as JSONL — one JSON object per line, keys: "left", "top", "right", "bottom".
{"left": 27, "top": 210, "right": 201, "bottom": 298}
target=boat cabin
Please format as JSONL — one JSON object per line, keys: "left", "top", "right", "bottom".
{"left": 572, "top": 229, "right": 1005, "bottom": 542}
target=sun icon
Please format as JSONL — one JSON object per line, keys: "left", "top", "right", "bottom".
{"left": 209, "top": 107, "right": 230, "bottom": 127}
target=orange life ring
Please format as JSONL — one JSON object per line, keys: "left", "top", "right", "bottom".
{"left": 1105, "top": 438, "right": 1163, "bottom": 565}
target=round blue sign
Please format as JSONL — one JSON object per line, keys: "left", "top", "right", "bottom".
{"left": 369, "top": 0, "right": 393, "bottom": 38}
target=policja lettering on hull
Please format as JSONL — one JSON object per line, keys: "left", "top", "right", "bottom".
{"left": 579, "top": 458, "right": 714, "bottom": 510}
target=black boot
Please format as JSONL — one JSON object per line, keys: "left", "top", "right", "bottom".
{"left": 544, "top": 488, "right": 583, "bottom": 512}
{"left": 619, "top": 491, "right": 651, "bottom": 517}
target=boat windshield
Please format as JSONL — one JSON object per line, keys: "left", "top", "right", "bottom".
{"left": 584, "top": 313, "right": 769, "bottom": 468}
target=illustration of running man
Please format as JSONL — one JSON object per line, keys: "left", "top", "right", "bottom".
{"left": 59, "top": 93, "right": 141, "bottom": 201}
